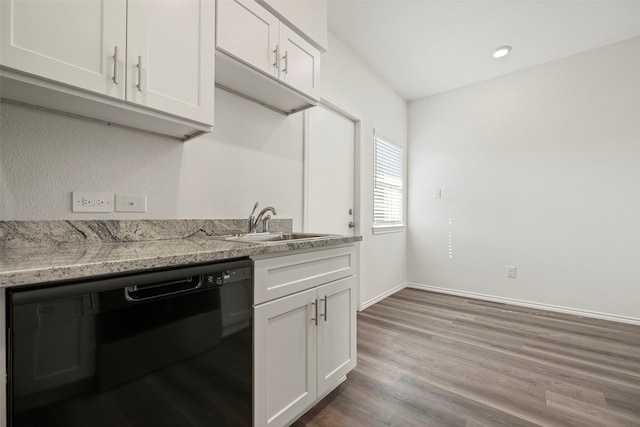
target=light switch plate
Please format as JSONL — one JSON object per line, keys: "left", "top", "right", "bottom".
{"left": 72, "top": 192, "right": 114, "bottom": 213}
{"left": 115, "top": 194, "right": 147, "bottom": 212}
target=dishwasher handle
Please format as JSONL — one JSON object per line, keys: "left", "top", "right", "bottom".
{"left": 11, "top": 259, "right": 252, "bottom": 306}
{"left": 124, "top": 275, "right": 203, "bottom": 301}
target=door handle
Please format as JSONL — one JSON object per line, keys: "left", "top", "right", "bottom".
{"left": 282, "top": 51, "right": 288, "bottom": 74}
{"left": 320, "top": 295, "right": 328, "bottom": 322}
{"left": 112, "top": 46, "right": 119, "bottom": 84}
{"left": 136, "top": 56, "right": 143, "bottom": 92}
{"left": 273, "top": 44, "right": 279, "bottom": 70}
{"left": 311, "top": 299, "right": 318, "bottom": 326}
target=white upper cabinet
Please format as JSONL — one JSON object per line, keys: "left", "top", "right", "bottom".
{"left": 126, "top": 0, "right": 214, "bottom": 124}
{"left": 0, "top": 0, "right": 215, "bottom": 139}
{"left": 257, "top": 0, "right": 327, "bottom": 52}
{"left": 278, "top": 25, "right": 320, "bottom": 100}
{"left": 217, "top": 0, "right": 279, "bottom": 77}
{"left": 0, "top": 0, "right": 127, "bottom": 99}
{"left": 216, "top": 0, "right": 321, "bottom": 114}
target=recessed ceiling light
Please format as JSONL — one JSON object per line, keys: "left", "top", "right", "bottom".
{"left": 493, "top": 45, "right": 512, "bottom": 58}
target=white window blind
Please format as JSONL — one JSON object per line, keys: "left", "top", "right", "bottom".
{"left": 373, "top": 135, "right": 405, "bottom": 232}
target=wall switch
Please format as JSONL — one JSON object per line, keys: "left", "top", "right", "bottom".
{"left": 72, "top": 192, "right": 114, "bottom": 212}
{"left": 506, "top": 266, "right": 517, "bottom": 278}
{"left": 115, "top": 194, "right": 147, "bottom": 212}
{"left": 433, "top": 189, "right": 442, "bottom": 199}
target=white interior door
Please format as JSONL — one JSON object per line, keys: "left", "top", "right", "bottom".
{"left": 305, "top": 105, "right": 356, "bottom": 235}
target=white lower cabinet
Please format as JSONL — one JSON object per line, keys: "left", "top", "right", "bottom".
{"left": 253, "top": 246, "right": 357, "bottom": 427}
{"left": 316, "top": 276, "right": 357, "bottom": 397}
{"left": 254, "top": 287, "right": 318, "bottom": 427}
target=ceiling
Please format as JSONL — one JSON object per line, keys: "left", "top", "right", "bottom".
{"left": 327, "top": 0, "right": 640, "bottom": 101}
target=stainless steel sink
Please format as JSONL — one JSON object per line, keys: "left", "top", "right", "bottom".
{"left": 223, "top": 232, "right": 338, "bottom": 243}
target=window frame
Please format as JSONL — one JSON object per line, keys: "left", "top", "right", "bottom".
{"left": 372, "top": 131, "right": 406, "bottom": 234}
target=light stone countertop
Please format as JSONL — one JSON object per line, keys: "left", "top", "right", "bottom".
{"left": 0, "top": 235, "right": 361, "bottom": 288}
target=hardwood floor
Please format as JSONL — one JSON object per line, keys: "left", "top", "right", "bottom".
{"left": 294, "top": 288, "right": 640, "bottom": 427}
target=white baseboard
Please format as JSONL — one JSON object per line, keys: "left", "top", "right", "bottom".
{"left": 360, "top": 282, "right": 407, "bottom": 311}
{"left": 406, "top": 283, "right": 640, "bottom": 326}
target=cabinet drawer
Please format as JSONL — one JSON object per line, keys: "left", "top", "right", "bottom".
{"left": 253, "top": 246, "right": 356, "bottom": 305}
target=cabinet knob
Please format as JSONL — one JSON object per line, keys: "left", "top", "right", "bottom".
{"left": 348, "top": 221, "right": 357, "bottom": 228}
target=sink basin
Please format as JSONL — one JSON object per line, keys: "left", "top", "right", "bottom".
{"left": 223, "top": 232, "right": 338, "bottom": 243}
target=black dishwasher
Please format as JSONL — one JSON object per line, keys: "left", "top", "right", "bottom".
{"left": 6, "top": 259, "right": 253, "bottom": 427}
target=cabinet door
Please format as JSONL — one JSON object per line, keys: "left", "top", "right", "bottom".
{"left": 217, "top": 0, "right": 279, "bottom": 78}
{"left": 126, "top": 0, "right": 214, "bottom": 125}
{"left": 258, "top": 0, "right": 328, "bottom": 51}
{"left": 0, "top": 0, "right": 126, "bottom": 99}
{"left": 254, "top": 288, "right": 317, "bottom": 427}
{"left": 317, "top": 275, "right": 357, "bottom": 397}
{"left": 278, "top": 24, "right": 320, "bottom": 100}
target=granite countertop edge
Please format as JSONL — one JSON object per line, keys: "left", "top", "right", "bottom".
{"left": 0, "top": 235, "right": 362, "bottom": 288}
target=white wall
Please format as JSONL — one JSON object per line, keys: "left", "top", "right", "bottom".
{"left": 322, "top": 33, "right": 408, "bottom": 308}
{"left": 408, "top": 37, "right": 640, "bottom": 321}
{"left": 1, "top": 88, "right": 304, "bottom": 223}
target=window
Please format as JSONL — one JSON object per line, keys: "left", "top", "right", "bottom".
{"left": 373, "top": 133, "right": 405, "bottom": 233}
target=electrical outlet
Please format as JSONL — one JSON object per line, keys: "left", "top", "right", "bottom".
{"left": 115, "top": 194, "right": 147, "bottom": 212}
{"left": 72, "top": 192, "right": 114, "bottom": 212}
{"left": 506, "top": 266, "right": 517, "bottom": 278}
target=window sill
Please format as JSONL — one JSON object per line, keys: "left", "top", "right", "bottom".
{"left": 372, "top": 224, "right": 406, "bottom": 235}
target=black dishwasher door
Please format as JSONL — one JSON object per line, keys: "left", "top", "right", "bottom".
{"left": 7, "top": 259, "right": 253, "bottom": 427}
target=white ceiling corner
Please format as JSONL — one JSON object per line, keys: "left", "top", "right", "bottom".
{"left": 327, "top": 0, "right": 640, "bottom": 101}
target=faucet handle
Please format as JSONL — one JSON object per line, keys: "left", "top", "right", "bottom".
{"left": 248, "top": 202, "right": 259, "bottom": 233}
{"left": 250, "top": 202, "right": 259, "bottom": 216}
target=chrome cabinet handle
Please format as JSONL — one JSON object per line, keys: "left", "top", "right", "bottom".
{"left": 311, "top": 299, "right": 318, "bottom": 326}
{"left": 320, "top": 295, "right": 328, "bottom": 322}
{"left": 136, "top": 56, "right": 143, "bottom": 92}
{"left": 273, "top": 44, "right": 279, "bottom": 69}
{"left": 282, "top": 51, "right": 288, "bottom": 74}
{"left": 112, "top": 46, "right": 119, "bottom": 84}
{"left": 348, "top": 221, "right": 357, "bottom": 228}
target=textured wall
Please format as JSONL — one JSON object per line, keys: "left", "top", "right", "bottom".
{"left": 0, "top": 88, "right": 304, "bottom": 224}
{"left": 408, "top": 37, "right": 640, "bottom": 320}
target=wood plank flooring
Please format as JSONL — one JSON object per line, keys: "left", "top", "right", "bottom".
{"left": 294, "top": 288, "right": 640, "bottom": 427}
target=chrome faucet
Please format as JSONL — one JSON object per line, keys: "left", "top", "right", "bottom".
{"left": 248, "top": 203, "right": 277, "bottom": 233}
